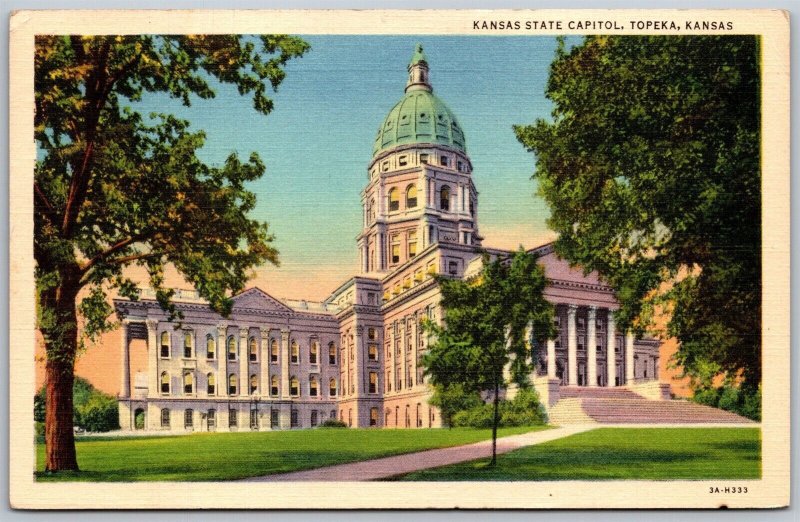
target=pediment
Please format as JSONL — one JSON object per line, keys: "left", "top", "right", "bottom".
{"left": 231, "top": 287, "right": 293, "bottom": 313}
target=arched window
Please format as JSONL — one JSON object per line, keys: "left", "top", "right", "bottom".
{"left": 270, "top": 375, "right": 279, "bottom": 396}
{"left": 388, "top": 187, "right": 399, "bottom": 211}
{"left": 249, "top": 337, "right": 258, "bottom": 362}
{"left": 290, "top": 340, "right": 299, "bottom": 363}
{"left": 184, "top": 409, "right": 194, "bottom": 429}
{"left": 227, "top": 336, "right": 236, "bottom": 360}
{"left": 328, "top": 342, "right": 336, "bottom": 365}
{"left": 160, "top": 331, "right": 170, "bottom": 358}
{"left": 183, "top": 372, "right": 194, "bottom": 394}
{"left": 160, "top": 372, "right": 170, "bottom": 394}
{"left": 369, "top": 372, "right": 378, "bottom": 394}
{"left": 440, "top": 186, "right": 450, "bottom": 211}
{"left": 329, "top": 378, "right": 337, "bottom": 397}
{"left": 228, "top": 374, "right": 238, "bottom": 395}
{"left": 183, "top": 331, "right": 193, "bottom": 358}
{"left": 290, "top": 376, "right": 299, "bottom": 397}
{"left": 406, "top": 185, "right": 417, "bottom": 208}
{"left": 249, "top": 374, "right": 258, "bottom": 394}
{"left": 309, "top": 377, "right": 318, "bottom": 397}
{"left": 160, "top": 408, "right": 170, "bottom": 427}
{"left": 207, "top": 373, "right": 215, "bottom": 395}
{"left": 206, "top": 334, "right": 215, "bottom": 359}
{"left": 270, "top": 339, "right": 279, "bottom": 363}
{"left": 310, "top": 341, "right": 318, "bottom": 364}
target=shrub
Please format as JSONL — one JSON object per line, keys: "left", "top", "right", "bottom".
{"left": 77, "top": 394, "right": 120, "bottom": 432}
{"left": 691, "top": 384, "right": 761, "bottom": 421}
{"left": 35, "top": 421, "right": 45, "bottom": 444}
{"left": 35, "top": 377, "right": 120, "bottom": 431}
{"left": 451, "top": 387, "right": 547, "bottom": 428}
{"left": 319, "top": 419, "right": 347, "bottom": 428}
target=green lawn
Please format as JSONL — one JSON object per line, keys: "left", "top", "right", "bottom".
{"left": 396, "top": 428, "right": 761, "bottom": 481}
{"left": 35, "top": 426, "right": 546, "bottom": 481}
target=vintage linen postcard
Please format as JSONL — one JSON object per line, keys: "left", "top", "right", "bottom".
{"left": 8, "top": 9, "right": 789, "bottom": 509}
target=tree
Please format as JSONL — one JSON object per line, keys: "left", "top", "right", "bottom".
{"left": 514, "top": 36, "right": 760, "bottom": 391}
{"left": 35, "top": 35, "right": 310, "bottom": 471}
{"left": 422, "top": 249, "right": 555, "bottom": 465}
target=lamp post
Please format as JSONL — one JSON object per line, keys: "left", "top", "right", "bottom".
{"left": 250, "top": 395, "right": 260, "bottom": 431}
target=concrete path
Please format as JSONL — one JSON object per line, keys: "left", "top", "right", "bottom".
{"left": 245, "top": 425, "right": 594, "bottom": 482}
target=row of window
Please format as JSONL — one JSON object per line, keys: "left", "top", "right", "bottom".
{"left": 159, "top": 332, "right": 338, "bottom": 365}
{"left": 160, "top": 408, "right": 337, "bottom": 429}
{"left": 554, "top": 315, "right": 610, "bottom": 331}
{"left": 553, "top": 337, "right": 624, "bottom": 352}
{"left": 377, "top": 153, "right": 465, "bottom": 174}
{"left": 160, "top": 372, "right": 338, "bottom": 398}
{"left": 382, "top": 185, "right": 456, "bottom": 214}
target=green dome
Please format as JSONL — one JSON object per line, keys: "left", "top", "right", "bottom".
{"left": 373, "top": 90, "right": 467, "bottom": 157}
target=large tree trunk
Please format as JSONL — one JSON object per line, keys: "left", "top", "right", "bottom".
{"left": 44, "top": 356, "right": 78, "bottom": 471}
{"left": 41, "top": 268, "right": 81, "bottom": 472}
{"left": 490, "top": 379, "right": 500, "bottom": 466}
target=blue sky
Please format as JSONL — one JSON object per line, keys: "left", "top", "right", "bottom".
{"left": 134, "top": 35, "right": 575, "bottom": 300}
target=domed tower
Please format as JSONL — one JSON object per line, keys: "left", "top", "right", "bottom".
{"left": 358, "top": 44, "right": 481, "bottom": 274}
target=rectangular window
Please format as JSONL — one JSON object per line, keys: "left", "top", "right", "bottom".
{"left": 207, "top": 409, "right": 216, "bottom": 430}
{"left": 271, "top": 410, "right": 279, "bottom": 429}
{"left": 398, "top": 155, "right": 408, "bottom": 166}
{"left": 448, "top": 261, "right": 458, "bottom": 275}
{"left": 578, "top": 317, "right": 585, "bottom": 329}
{"left": 382, "top": 161, "right": 389, "bottom": 172}
{"left": 420, "top": 153, "right": 429, "bottom": 164}
{"left": 391, "top": 242, "right": 400, "bottom": 264}
{"left": 440, "top": 155, "right": 449, "bottom": 166}
{"left": 161, "top": 409, "right": 170, "bottom": 428}
{"left": 457, "top": 160, "right": 463, "bottom": 171}
{"left": 311, "top": 410, "right": 319, "bottom": 427}
{"left": 368, "top": 344, "right": 378, "bottom": 361}
{"left": 250, "top": 409, "right": 259, "bottom": 430}
{"left": 370, "top": 407, "right": 378, "bottom": 426}
{"left": 290, "top": 410, "right": 299, "bottom": 428}
{"left": 184, "top": 409, "right": 194, "bottom": 429}
{"left": 369, "top": 372, "right": 378, "bottom": 394}
{"left": 578, "top": 336, "right": 585, "bottom": 351}
{"left": 408, "top": 231, "right": 417, "bottom": 258}
{"left": 229, "top": 408, "right": 238, "bottom": 428}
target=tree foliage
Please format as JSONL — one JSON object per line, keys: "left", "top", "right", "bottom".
{"left": 34, "top": 34, "right": 309, "bottom": 471}
{"left": 514, "top": 36, "right": 761, "bottom": 390}
{"left": 422, "top": 249, "right": 555, "bottom": 463}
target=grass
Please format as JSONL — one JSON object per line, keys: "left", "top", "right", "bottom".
{"left": 35, "top": 425, "right": 546, "bottom": 481}
{"left": 395, "top": 428, "right": 761, "bottom": 481}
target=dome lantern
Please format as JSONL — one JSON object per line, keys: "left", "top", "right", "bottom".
{"left": 406, "top": 43, "right": 431, "bottom": 93}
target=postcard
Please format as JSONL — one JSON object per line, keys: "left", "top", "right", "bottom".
{"left": 8, "top": 9, "right": 790, "bottom": 509}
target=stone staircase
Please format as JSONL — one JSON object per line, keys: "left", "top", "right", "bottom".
{"left": 548, "top": 387, "right": 754, "bottom": 425}
{"left": 547, "top": 398, "right": 596, "bottom": 425}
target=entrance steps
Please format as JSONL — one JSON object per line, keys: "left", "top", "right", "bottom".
{"left": 547, "top": 398, "right": 596, "bottom": 425}
{"left": 548, "top": 386, "right": 754, "bottom": 425}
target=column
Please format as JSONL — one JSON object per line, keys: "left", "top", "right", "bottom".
{"left": 216, "top": 325, "right": 227, "bottom": 397}
{"left": 120, "top": 319, "right": 131, "bottom": 398}
{"left": 587, "top": 306, "right": 597, "bottom": 387}
{"left": 239, "top": 327, "right": 249, "bottom": 396}
{"left": 567, "top": 305, "right": 578, "bottom": 386}
{"left": 625, "top": 331, "right": 635, "bottom": 384}
{"left": 146, "top": 319, "right": 159, "bottom": 397}
{"left": 606, "top": 312, "right": 616, "bottom": 387}
{"left": 546, "top": 339, "right": 556, "bottom": 379}
{"left": 281, "top": 329, "right": 290, "bottom": 399}
{"left": 260, "top": 328, "right": 269, "bottom": 397}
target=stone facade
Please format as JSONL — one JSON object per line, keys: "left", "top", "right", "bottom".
{"left": 115, "top": 45, "right": 664, "bottom": 432}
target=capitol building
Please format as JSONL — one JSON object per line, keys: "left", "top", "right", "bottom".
{"left": 115, "top": 45, "right": 666, "bottom": 432}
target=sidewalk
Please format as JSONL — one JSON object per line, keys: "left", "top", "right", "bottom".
{"left": 245, "top": 425, "right": 595, "bottom": 482}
